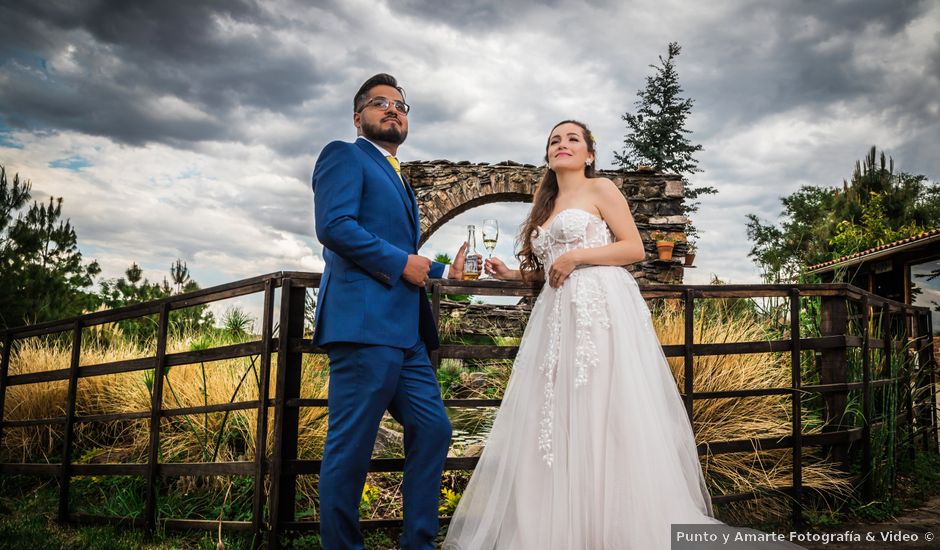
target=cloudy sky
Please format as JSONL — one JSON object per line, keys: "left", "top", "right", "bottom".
{"left": 2, "top": 0, "right": 939, "bottom": 320}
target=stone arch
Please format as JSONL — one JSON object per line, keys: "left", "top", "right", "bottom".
{"left": 402, "top": 161, "right": 542, "bottom": 247}
{"left": 419, "top": 191, "right": 533, "bottom": 246}
{"left": 401, "top": 160, "right": 691, "bottom": 284}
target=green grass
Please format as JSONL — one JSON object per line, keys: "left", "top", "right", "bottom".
{"left": 277, "top": 530, "right": 402, "bottom": 550}
{"left": 0, "top": 475, "right": 255, "bottom": 550}
{"left": 0, "top": 475, "right": 446, "bottom": 549}
{"left": 798, "top": 449, "right": 940, "bottom": 527}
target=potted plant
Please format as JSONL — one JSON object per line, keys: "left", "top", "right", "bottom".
{"left": 684, "top": 239, "right": 697, "bottom": 266}
{"left": 651, "top": 231, "right": 675, "bottom": 261}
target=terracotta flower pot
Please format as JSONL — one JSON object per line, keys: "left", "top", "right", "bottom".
{"left": 684, "top": 250, "right": 696, "bottom": 266}
{"left": 656, "top": 241, "right": 674, "bottom": 261}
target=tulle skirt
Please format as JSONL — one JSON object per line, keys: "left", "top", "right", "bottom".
{"left": 443, "top": 266, "right": 802, "bottom": 549}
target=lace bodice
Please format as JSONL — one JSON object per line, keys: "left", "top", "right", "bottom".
{"left": 532, "top": 208, "right": 615, "bottom": 268}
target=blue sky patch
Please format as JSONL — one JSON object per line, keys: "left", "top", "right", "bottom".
{"left": 0, "top": 118, "right": 23, "bottom": 149}
{"left": 49, "top": 155, "right": 93, "bottom": 170}
{"left": 0, "top": 132, "right": 23, "bottom": 149}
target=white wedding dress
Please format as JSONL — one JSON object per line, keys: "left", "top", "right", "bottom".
{"left": 443, "top": 209, "right": 803, "bottom": 550}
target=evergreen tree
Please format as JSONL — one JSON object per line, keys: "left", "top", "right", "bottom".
{"left": 745, "top": 146, "right": 939, "bottom": 282}
{"left": 615, "top": 42, "right": 717, "bottom": 240}
{"left": 170, "top": 258, "right": 190, "bottom": 294}
{"left": 97, "top": 258, "right": 214, "bottom": 341}
{"left": 0, "top": 166, "right": 100, "bottom": 328}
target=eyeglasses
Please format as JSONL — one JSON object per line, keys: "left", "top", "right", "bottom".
{"left": 358, "top": 96, "right": 410, "bottom": 115}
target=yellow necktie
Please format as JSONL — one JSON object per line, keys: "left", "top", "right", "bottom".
{"left": 386, "top": 155, "right": 406, "bottom": 188}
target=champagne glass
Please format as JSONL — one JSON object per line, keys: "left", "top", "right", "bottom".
{"left": 481, "top": 219, "right": 499, "bottom": 278}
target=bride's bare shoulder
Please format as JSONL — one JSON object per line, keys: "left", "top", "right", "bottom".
{"left": 587, "top": 177, "right": 625, "bottom": 202}
{"left": 587, "top": 177, "right": 618, "bottom": 192}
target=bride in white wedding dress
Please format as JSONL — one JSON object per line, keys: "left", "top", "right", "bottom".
{"left": 442, "top": 121, "right": 803, "bottom": 550}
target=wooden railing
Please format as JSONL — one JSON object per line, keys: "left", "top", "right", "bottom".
{"left": 0, "top": 273, "right": 936, "bottom": 548}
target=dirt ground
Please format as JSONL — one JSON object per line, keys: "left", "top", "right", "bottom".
{"left": 800, "top": 492, "right": 940, "bottom": 550}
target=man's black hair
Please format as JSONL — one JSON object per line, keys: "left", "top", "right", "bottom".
{"left": 354, "top": 73, "right": 406, "bottom": 112}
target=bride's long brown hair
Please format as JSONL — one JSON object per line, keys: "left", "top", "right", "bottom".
{"left": 516, "top": 120, "right": 597, "bottom": 278}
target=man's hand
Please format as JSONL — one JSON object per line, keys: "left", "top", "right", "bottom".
{"left": 447, "top": 242, "right": 468, "bottom": 280}
{"left": 402, "top": 254, "right": 433, "bottom": 287}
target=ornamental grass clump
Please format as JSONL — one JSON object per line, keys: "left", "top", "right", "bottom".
{"left": 2, "top": 328, "right": 332, "bottom": 519}
{"left": 652, "top": 299, "right": 853, "bottom": 523}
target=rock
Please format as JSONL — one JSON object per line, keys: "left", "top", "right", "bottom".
{"left": 665, "top": 179, "right": 684, "bottom": 198}
{"left": 439, "top": 300, "right": 531, "bottom": 336}
{"left": 463, "top": 444, "right": 485, "bottom": 457}
{"left": 374, "top": 425, "right": 404, "bottom": 455}
{"left": 459, "top": 371, "right": 487, "bottom": 389}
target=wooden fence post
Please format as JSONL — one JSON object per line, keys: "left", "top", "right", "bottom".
{"left": 789, "top": 289, "right": 803, "bottom": 527}
{"left": 917, "top": 311, "right": 937, "bottom": 452}
{"left": 683, "top": 289, "right": 694, "bottom": 423}
{"left": 818, "top": 296, "right": 849, "bottom": 467}
{"left": 914, "top": 312, "right": 929, "bottom": 451}
{"left": 883, "top": 308, "right": 895, "bottom": 490}
{"left": 431, "top": 282, "right": 442, "bottom": 370}
{"left": 861, "top": 299, "right": 873, "bottom": 502}
{"left": 0, "top": 332, "right": 11, "bottom": 458}
{"left": 929, "top": 314, "right": 938, "bottom": 453}
{"left": 268, "top": 278, "right": 306, "bottom": 548}
{"left": 902, "top": 309, "right": 915, "bottom": 466}
{"left": 251, "top": 278, "right": 276, "bottom": 548}
{"left": 144, "top": 303, "right": 171, "bottom": 534}
{"left": 58, "top": 321, "right": 83, "bottom": 523}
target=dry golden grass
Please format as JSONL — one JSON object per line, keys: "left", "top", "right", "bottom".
{"left": 653, "top": 299, "right": 853, "bottom": 521}
{"left": 4, "top": 301, "right": 856, "bottom": 523}
{"left": 2, "top": 332, "right": 330, "bottom": 469}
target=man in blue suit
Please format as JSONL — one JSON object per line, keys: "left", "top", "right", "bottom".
{"left": 312, "top": 73, "right": 461, "bottom": 550}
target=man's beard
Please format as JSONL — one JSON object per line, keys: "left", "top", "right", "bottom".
{"left": 362, "top": 118, "right": 407, "bottom": 145}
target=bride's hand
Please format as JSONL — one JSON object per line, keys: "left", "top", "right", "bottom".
{"left": 548, "top": 251, "right": 579, "bottom": 288}
{"left": 485, "top": 257, "right": 512, "bottom": 280}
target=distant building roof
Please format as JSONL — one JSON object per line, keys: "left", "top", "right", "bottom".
{"left": 805, "top": 227, "right": 940, "bottom": 274}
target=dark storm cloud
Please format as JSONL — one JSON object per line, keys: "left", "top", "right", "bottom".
{"left": 394, "top": 0, "right": 616, "bottom": 30}
{"left": 797, "top": 0, "right": 926, "bottom": 34}
{"left": 9, "top": 0, "right": 261, "bottom": 62}
{"left": 0, "top": 0, "right": 334, "bottom": 149}
{"left": 685, "top": 0, "right": 936, "bottom": 137}
{"left": 396, "top": 0, "right": 512, "bottom": 29}
{"left": 0, "top": 64, "right": 228, "bottom": 144}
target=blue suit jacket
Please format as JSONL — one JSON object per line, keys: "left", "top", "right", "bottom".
{"left": 311, "top": 138, "right": 445, "bottom": 350}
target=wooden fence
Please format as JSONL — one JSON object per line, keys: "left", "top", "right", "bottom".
{"left": 0, "top": 272, "right": 936, "bottom": 548}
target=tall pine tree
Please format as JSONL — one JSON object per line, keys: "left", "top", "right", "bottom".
{"left": 0, "top": 165, "right": 100, "bottom": 328}
{"left": 616, "top": 42, "right": 716, "bottom": 240}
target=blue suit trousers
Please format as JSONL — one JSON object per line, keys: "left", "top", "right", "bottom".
{"left": 318, "top": 340, "right": 452, "bottom": 550}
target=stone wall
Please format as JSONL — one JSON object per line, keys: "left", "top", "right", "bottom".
{"left": 402, "top": 160, "right": 689, "bottom": 285}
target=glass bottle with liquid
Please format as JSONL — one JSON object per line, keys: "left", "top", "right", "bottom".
{"left": 463, "top": 225, "right": 483, "bottom": 280}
